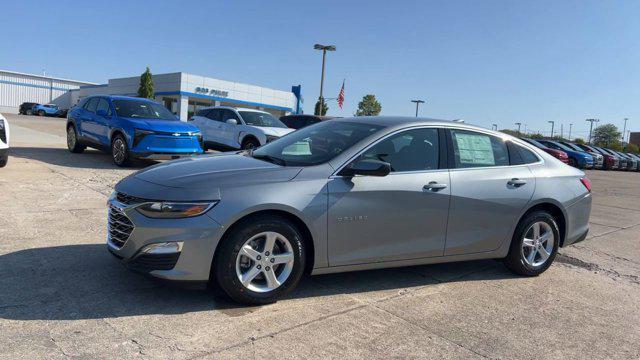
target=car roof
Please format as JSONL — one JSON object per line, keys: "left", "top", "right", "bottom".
{"left": 200, "top": 106, "right": 270, "bottom": 114}
{"left": 87, "top": 95, "right": 156, "bottom": 102}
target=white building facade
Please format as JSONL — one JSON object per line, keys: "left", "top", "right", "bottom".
{"left": 73, "top": 72, "right": 303, "bottom": 120}
{"left": 0, "top": 70, "right": 96, "bottom": 114}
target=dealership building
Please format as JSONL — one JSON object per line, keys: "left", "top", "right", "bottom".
{"left": 1, "top": 70, "right": 303, "bottom": 120}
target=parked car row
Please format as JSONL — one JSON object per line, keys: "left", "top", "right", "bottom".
{"left": 19, "top": 102, "right": 67, "bottom": 117}
{"left": 521, "top": 137, "right": 639, "bottom": 171}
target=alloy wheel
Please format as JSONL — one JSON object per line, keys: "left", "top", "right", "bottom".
{"left": 112, "top": 138, "right": 126, "bottom": 164}
{"left": 235, "top": 231, "right": 295, "bottom": 293}
{"left": 67, "top": 127, "right": 76, "bottom": 149}
{"left": 521, "top": 221, "right": 554, "bottom": 267}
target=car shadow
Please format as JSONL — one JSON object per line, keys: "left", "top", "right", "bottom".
{"left": 9, "top": 146, "right": 152, "bottom": 170}
{"left": 0, "top": 244, "right": 517, "bottom": 321}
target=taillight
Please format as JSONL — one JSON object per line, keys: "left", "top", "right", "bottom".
{"left": 580, "top": 177, "right": 591, "bottom": 192}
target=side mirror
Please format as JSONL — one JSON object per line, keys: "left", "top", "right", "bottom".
{"left": 339, "top": 159, "right": 391, "bottom": 177}
{"left": 96, "top": 109, "right": 109, "bottom": 117}
{"left": 225, "top": 119, "right": 238, "bottom": 125}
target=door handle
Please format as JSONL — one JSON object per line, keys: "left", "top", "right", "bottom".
{"left": 423, "top": 181, "right": 447, "bottom": 191}
{"left": 508, "top": 178, "right": 527, "bottom": 187}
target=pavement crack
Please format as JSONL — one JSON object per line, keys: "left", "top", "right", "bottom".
{"left": 556, "top": 253, "right": 640, "bottom": 285}
{"left": 186, "top": 304, "right": 368, "bottom": 359}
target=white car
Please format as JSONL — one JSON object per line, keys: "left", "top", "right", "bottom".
{"left": 0, "top": 113, "right": 10, "bottom": 167}
{"left": 190, "top": 107, "right": 293, "bottom": 150}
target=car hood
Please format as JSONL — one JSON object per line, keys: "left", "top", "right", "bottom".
{"left": 258, "top": 127, "right": 294, "bottom": 137}
{"left": 122, "top": 118, "right": 200, "bottom": 133}
{"left": 115, "top": 153, "right": 303, "bottom": 200}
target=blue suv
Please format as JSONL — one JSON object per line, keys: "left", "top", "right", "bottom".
{"left": 537, "top": 139, "right": 594, "bottom": 169}
{"left": 33, "top": 104, "right": 65, "bottom": 117}
{"left": 66, "top": 95, "right": 204, "bottom": 166}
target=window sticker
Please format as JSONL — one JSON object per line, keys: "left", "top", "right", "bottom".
{"left": 455, "top": 133, "right": 496, "bottom": 165}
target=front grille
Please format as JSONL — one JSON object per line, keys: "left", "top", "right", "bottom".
{"left": 108, "top": 205, "right": 134, "bottom": 248}
{"left": 128, "top": 253, "right": 181, "bottom": 272}
{"left": 116, "top": 192, "right": 145, "bottom": 205}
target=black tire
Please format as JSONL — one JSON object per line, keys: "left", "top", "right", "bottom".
{"left": 214, "top": 215, "right": 306, "bottom": 305}
{"left": 241, "top": 137, "right": 260, "bottom": 150}
{"left": 503, "top": 210, "right": 560, "bottom": 276}
{"left": 26, "top": 110, "right": 32, "bottom": 116}
{"left": 66, "top": 125, "right": 86, "bottom": 153}
{"left": 111, "top": 134, "right": 131, "bottom": 167}
{"left": 0, "top": 154, "right": 7, "bottom": 168}
{"left": 568, "top": 158, "right": 577, "bottom": 168}
{"left": 38, "top": 110, "right": 45, "bottom": 116}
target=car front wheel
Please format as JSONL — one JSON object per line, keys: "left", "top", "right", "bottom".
{"left": 503, "top": 210, "right": 560, "bottom": 276}
{"left": 241, "top": 138, "right": 260, "bottom": 150}
{"left": 214, "top": 215, "right": 306, "bottom": 305}
{"left": 67, "top": 125, "right": 86, "bottom": 153}
{"left": 111, "top": 134, "right": 131, "bottom": 167}
{"left": 38, "top": 110, "right": 45, "bottom": 116}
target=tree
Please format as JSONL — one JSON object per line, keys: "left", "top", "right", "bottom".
{"left": 573, "top": 138, "right": 585, "bottom": 144}
{"left": 137, "top": 67, "right": 154, "bottom": 99}
{"left": 314, "top": 99, "right": 328, "bottom": 116}
{"left": 529, "top": 133, "right": 545, "bottom": 139}
{"left": 592, "top": 124, "right": 621, "bottom": 147}
{"left": 355, "top": 94, "right": 382, "bottom": 116}
{"left": 499, "top": 129, "right": 520, "bottom": 137}
{"left": 627, "top": 143, "right": 639, "bottom": 154}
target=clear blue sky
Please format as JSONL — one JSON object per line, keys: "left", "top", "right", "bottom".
{"left": 2, "top": 0, "right": 639, "bottom": 138}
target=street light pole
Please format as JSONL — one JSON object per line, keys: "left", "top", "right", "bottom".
{"left": 411, "top": 99, "right": 425, "bottom": 117}
{"left": 586, "top": 118, "right": 599, "bottom": 144}
{"left": 492, "top": 124, "right": 497, "bottom": 131}
{"left": 568, "top": 124, "right": 573, "bottom": 140}
{"left": 622, "top": 118, "right": 629, "bottom": 143}
{"left": 515, "top": 122, "right": 521, "bottom": 134}
{"left": 548, "top": 121, "right": 555, "bottom": 138}
{"left": 314, "top": 44, "right": 336, "bottom": 115}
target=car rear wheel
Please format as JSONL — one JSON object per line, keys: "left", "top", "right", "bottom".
{"left": 214, "top": 215, "right": 306, "bottom": 305}
{"left": 67, "top": 125, "right": 86, "bottom": 153}
{"left": 0, "top": 154, "right": 7, "bottom": 168}
{"left": 241, "top": 138, "right": 260, "bottom": 150}
{"left": 111, "top": 134, "right": 131, "bottom": 167}
{"left": 503, "top": 210, "right": 559, "bottom": 276}
{"left": 26, "top": 109, "right": 32, "bottom": 115}
{"left": 38, "top": 110, "right": 45, "bottom": 116}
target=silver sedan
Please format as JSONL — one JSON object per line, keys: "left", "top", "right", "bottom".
{"left": 108, "top": 117, "right": 592, "bottom": 304}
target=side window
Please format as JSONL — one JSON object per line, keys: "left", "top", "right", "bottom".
{"left": 96, "top": 99, "right": 111, "bottom": 116}
{"left": 223, "top": 109, "right": 240, "bottom": 122}
{"left": 508, "top": 142, "right": 539, "bottom": 165}
{"left": 195, "top": 109, "right": 209, "bottom": 117}
{"left": 361, "top": 128, "right": 439, "bottom": 172}
{"left": 84, "top": 98, "right": 99, "bottom": 113}
{"left": 450, "top": 129, "right": 508, "bottom": 168}
{"left": 205, "top": 109, "right": 222, "bottom": 122}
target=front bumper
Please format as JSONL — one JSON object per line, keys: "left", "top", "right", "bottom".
{"left": 130, "top": 152, "right": 202, "bottom": 160}
{"left": 106, "top": 197, "right": 224, "bottom": 282}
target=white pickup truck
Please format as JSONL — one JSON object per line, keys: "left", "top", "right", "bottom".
{"left": 0, "top": 113, "right": 10, "bottom": 167}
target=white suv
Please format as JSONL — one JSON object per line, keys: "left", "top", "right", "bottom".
{"left": 0, "top": 113, "right": 10, "bottom": 167}
{"left": 190, "top": 107, "right": 293, "bottom": 150}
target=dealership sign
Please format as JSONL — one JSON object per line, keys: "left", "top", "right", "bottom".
{"left": 195, "top": 87, "right": 229, "bottom": 97}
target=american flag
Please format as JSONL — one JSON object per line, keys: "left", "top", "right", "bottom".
{"left": 337, "top": 80, "right": 345, "bottom": 109}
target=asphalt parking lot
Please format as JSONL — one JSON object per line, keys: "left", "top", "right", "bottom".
{"left": 1, "top": 114, "right": 639, "bottom": 359}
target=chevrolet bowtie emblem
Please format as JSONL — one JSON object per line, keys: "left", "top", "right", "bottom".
{"left": 172, "top": 133, "right": 180, "bottom": 137}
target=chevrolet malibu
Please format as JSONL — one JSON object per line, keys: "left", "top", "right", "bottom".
{"left": 108, "top": 117, "right": 592, "bottom": 304}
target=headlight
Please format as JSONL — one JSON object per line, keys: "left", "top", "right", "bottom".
{"left": 136, "top": 201, "right": 217, "bottom": 219}
{"left": 134, "top": 129, "right": 155, "bottom": 146}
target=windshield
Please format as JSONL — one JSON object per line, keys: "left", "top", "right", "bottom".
{"left": 251, "top": 121, "right": 385, "bottom": 166}
{"left": 549, "top": 141, "right": 574, "bottom": 152}
{"left": 113, "top": 100, "right": 177, "bottom": 120}
{"left": 524, "top": 138, "right": 546, "bottom": 148}
{"left": 239, "top": 111, "right": 287, "bottom": 128}
{"left": 563, "top": 142, "right": 583, "bottom": 151}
